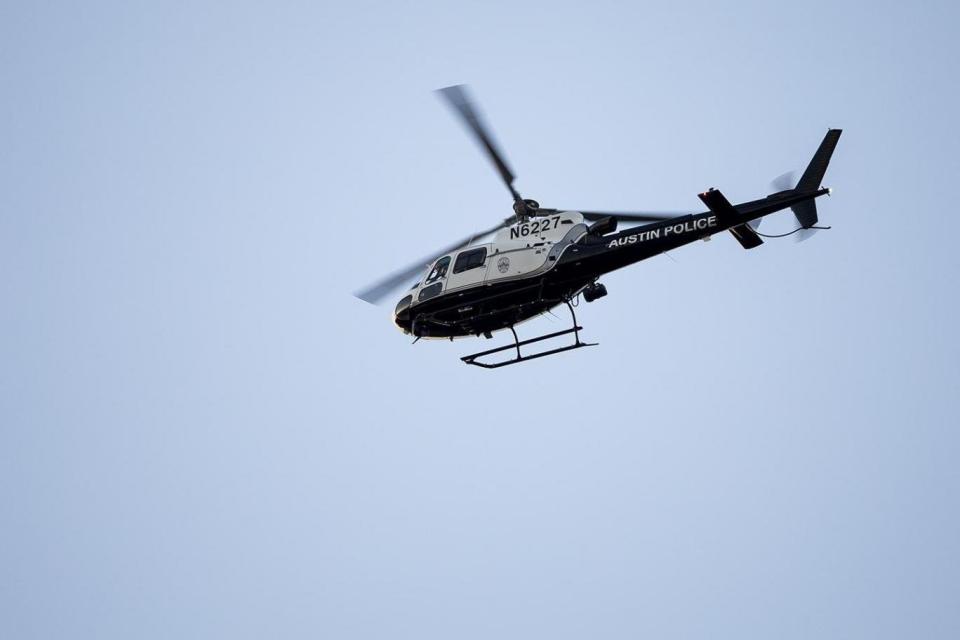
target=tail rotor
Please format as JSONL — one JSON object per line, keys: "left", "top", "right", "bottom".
{"left": 769, "top": 170, "right": 818, "bottom": 242}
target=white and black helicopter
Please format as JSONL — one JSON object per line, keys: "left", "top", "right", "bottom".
{"left": 356, "top": 85, "right": 841, "bottom": 368}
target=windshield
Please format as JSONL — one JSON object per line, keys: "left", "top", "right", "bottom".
{"left": 425, "top": 256, "right": 451, "bottom": 283}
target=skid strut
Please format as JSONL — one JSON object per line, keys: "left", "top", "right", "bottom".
{"left": 460, "top": 300, "right": 597, "bottom": 369}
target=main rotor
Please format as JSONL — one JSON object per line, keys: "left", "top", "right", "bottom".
{"left": 354, "top": 85, "right": 687, "bottom": 305}
{"left": 436, "top": 85, "right": 542, "bottom": 223}
{"left": 436, "top": 85, "right": 683, "bottom": 225}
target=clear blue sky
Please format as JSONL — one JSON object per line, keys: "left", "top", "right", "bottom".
{"left": 2, "top": 1, "right": 959, "bottom": 638}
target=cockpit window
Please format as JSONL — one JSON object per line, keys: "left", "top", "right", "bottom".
{"left": 425, "top": 256, "right": 451, "bottom": 283}
{"left": 418, "top": 282, "right": 443, "bottom": 302}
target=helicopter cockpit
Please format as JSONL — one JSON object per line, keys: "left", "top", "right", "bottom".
{"left": 415, "top": 255, "right": 450, "bottom": 303}
{"left": 425, "top": 256, "right": 450, "bottom": 283}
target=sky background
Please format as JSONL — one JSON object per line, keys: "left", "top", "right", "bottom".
{"left": 2, "top": 0, "right": 959, "bottom": 638}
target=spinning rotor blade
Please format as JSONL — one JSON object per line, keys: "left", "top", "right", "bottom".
{"left": 794, "top": 227, "right": 819, "bottom": 243}
{"left": 750, "top": 171, "right": 797, "bottom": 231}
{"left": 437, "top": 85, "right": 522, "bottom": 203}
{"left": 578, "top": 210, "right": 689, "bottom": 223}
{"left": 771, "top": 170, "right": 797, "bottom": 193}
{"left": 539, "top": 209, "right": 690, "bottom": 223}
{"left": 354, "top": 220, "right": 508, "bottom": 305}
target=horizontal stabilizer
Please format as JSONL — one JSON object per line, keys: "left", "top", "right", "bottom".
{"left": 697, "top": 188, "right": 739, "bottom": 224}
{"left": 699, "top": 188, "right": 764, "bottom": 248}
{"left": 729, "top": 223, "right": 764, "bottom": 249}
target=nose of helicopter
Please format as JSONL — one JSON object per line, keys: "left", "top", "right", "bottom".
{"left": 394, "top": 311, "right": 412, "bottom": 334}
{"left": 393, "top": 294, "right": 413, "bottom": 334}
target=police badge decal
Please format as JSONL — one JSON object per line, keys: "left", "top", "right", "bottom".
{"left": 497, "top": 256, "right": 510, "bottom": 273}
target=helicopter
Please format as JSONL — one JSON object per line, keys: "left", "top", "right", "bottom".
{"left": 356, "top": 85, "right": 842, "bottom": 368}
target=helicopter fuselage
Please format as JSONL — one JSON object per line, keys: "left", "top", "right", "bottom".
{"left": 394, "top": 188, "right": 830, "bottom": 339}
{"left": 354, "top": 84, "right": 841, "bottom": 366}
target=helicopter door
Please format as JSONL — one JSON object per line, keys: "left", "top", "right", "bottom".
{"left": 447, "top": 246, "right": 488, "bottom": 292}
{"left": 416, "top": 255, "right": 451, "bottom": 303}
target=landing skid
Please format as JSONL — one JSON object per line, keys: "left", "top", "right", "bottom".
{"left": 461, "top": 300, "right": 597, "bottom": 369}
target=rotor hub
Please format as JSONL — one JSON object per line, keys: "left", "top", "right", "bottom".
{"left": 513, "top": 198, "right": 540, "bottom": 220}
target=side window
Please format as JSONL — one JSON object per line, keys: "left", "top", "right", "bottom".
{"left": 453, "top": 248, "right": 487, "bottom": 274}
{"left": 425, "top": 256, "right": 451, "bottom": 284}
{"left": 418, "top": 282, "right": 443, "bottom": 302}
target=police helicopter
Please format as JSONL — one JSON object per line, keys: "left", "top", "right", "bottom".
{"left": 356, "top": 85, "right": 842, "bottom": 368}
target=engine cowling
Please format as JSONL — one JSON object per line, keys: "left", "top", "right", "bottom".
{"left": 586, "top": 216, "right": 617, "bottom": 236}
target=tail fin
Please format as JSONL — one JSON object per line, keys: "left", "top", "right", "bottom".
{"left": 797, "top": 129, "right": 842, "bottom": 192}
{"left": 792, "top": 128, "right": 842, "bottom": 228}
